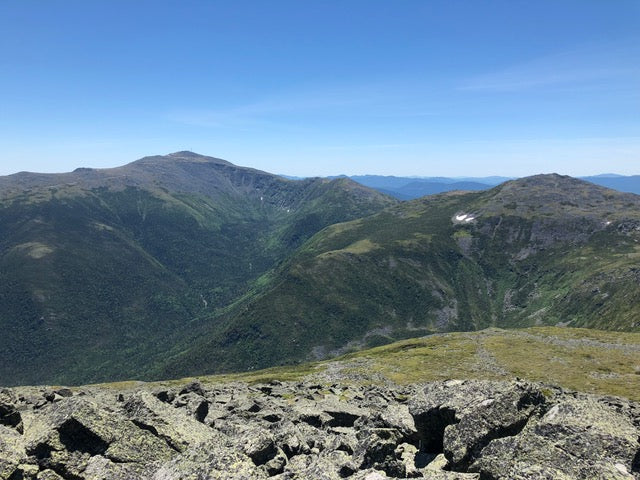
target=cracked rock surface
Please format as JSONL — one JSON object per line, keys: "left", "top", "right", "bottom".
{"left": 0, "top": 379, "right": 638, "bottom": 479}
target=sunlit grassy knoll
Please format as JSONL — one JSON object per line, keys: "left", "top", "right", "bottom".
{"left": 88, "top": 327, "right": 640, "bottom": 402}
{"left": 318, "top": 238, "right": 379, "bottom": 258}
{"left": 525, "top": 326, "right": 640, "bottom": 344}
{"left": 340, "top": 333, "right": 486, "bottom": 384}
{"left": 484, "top": 331, "right": 640, "bottom": 400}
{"left": 87, "top": 362, "right": 324, "bottom": 392}
{"left": 198, "top": 362, "right": 323, "bottom": 386}
{"left": 332, "top": 327, "right": 640, "bottom": 401}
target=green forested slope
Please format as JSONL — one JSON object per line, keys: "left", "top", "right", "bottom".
{"left": 157, "top": 174, "right": 640, "bottom": 379}
{"left": 0, "top": 152, "right": 396, "bottom": 385}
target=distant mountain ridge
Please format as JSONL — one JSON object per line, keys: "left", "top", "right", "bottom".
{"left": 2, "top": 153, "right": 640, "bottom": 386}
{"left": 345, "top": 173, "right": 640, "bottom": 199}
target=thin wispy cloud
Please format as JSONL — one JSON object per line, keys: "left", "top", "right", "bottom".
{"left": 165, "top": 79, "right": 445, "bottom": 129}
{"left": 461, "top": 42, "right": 640, "bottom": 92}
{"left": 167, "top": 83, "right": 382, "bottom": 127}
{"left": 321, "top": 143, "right": 422, "bottom": 151}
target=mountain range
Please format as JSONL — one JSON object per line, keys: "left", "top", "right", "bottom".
{"left": 346, "top": 173, "right": 640, "bottom": 199}
{"left": 1, "top": 152, "right": 639, "bottom": 386}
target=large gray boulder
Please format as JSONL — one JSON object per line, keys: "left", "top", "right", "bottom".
{"left": 123, "top": 390, "right": 223, "bottom": 452}
{"left": 22, "top": 397, "right": 174, "bottom": 478}
{"left": 0, "top": 389, "right": 23, "bottom": 433}
{"left": 150, "top": 444, "right": 267, "bottom": 480}
{"left": 0, "top": 425, "right": 27, "bottom": 479}
{"left": 469, "top": 393, "right": 640, "bottom": 479}
{"left": 441, "top": 381, "right": 546, "bottom": 469}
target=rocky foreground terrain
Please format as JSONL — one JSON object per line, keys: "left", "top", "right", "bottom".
{"left": 1, "top": 379, "right": 639, "bottom": 480}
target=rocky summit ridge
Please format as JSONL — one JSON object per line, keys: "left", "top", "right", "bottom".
{"left": 1, "top": 378, "right": 638, "bottom": 479}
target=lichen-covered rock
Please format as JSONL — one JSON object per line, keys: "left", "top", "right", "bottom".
{"left": 36, "top": 469, "right": 64, "bottom": 480}
{"left": 355, "top": 425, "right": 407, "bottom": 475}
{"left": 274, "top": 450, "right": 355, "bottom": 480}
{"left": 30, "top": 398, "right": 173, "bottom": 456}
{"left": 81, "top": 454, "right": 156, "bottom": 480}
{"left": 442, "top": 381, "right": 546, "bottom": 469}
{"left": 408, "top": 380, "right": 535, "bottom": 454}
{"left": 469, "top": 393, "right": 640, "bottom": 479}
{"left": 0, "top": 379, "right": 637, "bottom": 479}
{"left": 174, "top": 391, "right": 209, "bottom": 423}
{"left": 0, "top": 425, "right": 27, "bottom": 479}
{"left": 225, "top": 423, "right": 280, "bottom": 470}
{"left": 21, "top": 397, "right": 174, "bottom": 479}
{"left": 0, "top": 389, "right": 23, "bottom": 433}
{"left": 151, "top": 442, "right": 267, "bottom": 480}
{"left": 123, "top": 390, "right": 223, "bottom": 452}
{"left": 348, "top": 468, "right": 480, "bottom": 479}
{"left": 318, "top": 396, "right": 368, "bottom": 428}
{"left": 273, "top": 420, "right": 316, "bottom": 457}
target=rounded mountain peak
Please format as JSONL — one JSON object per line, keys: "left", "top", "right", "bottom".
{"left": 132, "top": 151, "right": 233, "bottom": 166}
{"left": 479, "top": 173, "right": 640, "bottom": 219}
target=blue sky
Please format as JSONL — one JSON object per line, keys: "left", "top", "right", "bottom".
{"left": 1, "top": 1, "right": 638, "bottom": 177}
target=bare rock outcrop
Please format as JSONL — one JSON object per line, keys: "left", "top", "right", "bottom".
{"left": 0, "top": 379, "right": 637, "bottom": 479}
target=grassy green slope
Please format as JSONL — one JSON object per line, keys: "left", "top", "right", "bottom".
{"left": 157, "top": 174, "right": 640, "bottom": 379}
{"left": 106, "top": 327, "right": 640, "bottom": 403}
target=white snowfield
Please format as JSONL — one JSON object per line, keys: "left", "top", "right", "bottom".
{"left": 454, "top": 213, "right": 475, "bottom": 223}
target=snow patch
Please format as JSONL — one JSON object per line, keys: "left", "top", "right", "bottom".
{"left": 454, "top": 213, "right": 477, "bottom": 223}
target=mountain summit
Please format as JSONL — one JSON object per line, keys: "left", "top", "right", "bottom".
{"left": 0, "top": 153, "right": 396, "bottom": 386}
{"left": 1, "top": 158, "right": 639, "bottom": 386}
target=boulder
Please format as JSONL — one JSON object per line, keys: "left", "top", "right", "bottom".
{"left": 442, "top": 381, "right": 546, "bottom": 469}
{"left": 0, "top": 425, "right": 27, "bottom": 479}
{"left": 0, "top": 389, "right": 23, "bottom": 433}
{"left": 274, "top": 450, "right": 355, "bottom": 480}
{"left": 469, "top": 393, "right": 640, "bottom": 479}
{"left": 36, "top": 470, "right": 65, "bottom": 480}
{"left": 150, "top": 443, "right": 267, "bottom": 480}
{"left": 22, "top": 397, "right": 174, "bottom": 478}
{"left": 123, "top": 391, "right": 222, "bottom": 452}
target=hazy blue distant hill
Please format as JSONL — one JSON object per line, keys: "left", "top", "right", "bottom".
{"left": 387, "top": 180, "right": 494, "bottom": 199}
{"left": 581, "top": 175, "right": 640, "bottom": 195}
{"left": 348, "top": 175, "right": 510, "bottom": 199}
{"left": 347, "top": 174, "right": 640, "bottom": 199}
